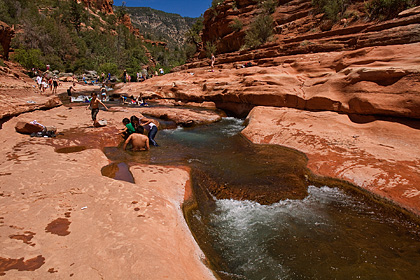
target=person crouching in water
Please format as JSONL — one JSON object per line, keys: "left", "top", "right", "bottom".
{"left": 123, "top": 126, "right": 149, "bottom": 151}
{"left": 121, "top": 118, "right": 135, "bottom": 139}
{"left": 87, "top": 92, "right": 108, "bottom": 127}
{"left": 138, "top": 113, "right": 159, "bottom": 146}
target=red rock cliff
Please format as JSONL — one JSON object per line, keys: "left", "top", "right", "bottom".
{"left": 162, "top": 2, "right": 420, "bottom": 120}
{"left": 199, "top": 0, "right": 420, "bottom": 57}
{"left": 0, "top": 21, "right": 15, "bottom": 60}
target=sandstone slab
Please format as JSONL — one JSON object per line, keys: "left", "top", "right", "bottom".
{"left": 242, "top": 106, "right": 420, "bottom": 217}
{"left": 0, "top": 106, "right": 216, "bottom": 279}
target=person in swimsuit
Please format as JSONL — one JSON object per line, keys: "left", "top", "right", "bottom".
{"left": 67, "top": 83, "right": 77, "bottom": 101}
{"left": 86, "top": 92, "right": 108, "bottom": 127}
{"left": 123, "top": 126, "right": 150, "bottom": 151}
{"left": 52, "top": 77, "right": 59, "bottom": 94}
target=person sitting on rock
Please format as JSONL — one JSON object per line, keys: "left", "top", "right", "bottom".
{"left": 123, "top": 126, "right": 150, "bottom": 151}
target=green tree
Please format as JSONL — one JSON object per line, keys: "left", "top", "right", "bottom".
{"left": 69, "top": 0, "right": 83, "bottom": 32}
{"left": 115, "top": 1, "right": 128, "bottom": 20}
{"left": 13, "top": 48, "right": 43, "bottom": 69}
{"left": 185, "top": 16, "right": 204, "bottom": 46}
{"left": 98, "top": 62, "right": 119, "bottom": 76}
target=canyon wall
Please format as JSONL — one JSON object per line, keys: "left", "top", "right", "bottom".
{"left": 147, "top": 2, "right": 420, "bottom": 119}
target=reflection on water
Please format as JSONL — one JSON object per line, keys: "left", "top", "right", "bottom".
{"left": 101, "top": 162, "right": 134, "bottom": 183}
{"left": 103, "top": 116, "right": 420, "bottom": 280}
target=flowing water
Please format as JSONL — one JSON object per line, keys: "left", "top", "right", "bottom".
{"left": 102, "top": 115, "right": 420, "bottom": 280}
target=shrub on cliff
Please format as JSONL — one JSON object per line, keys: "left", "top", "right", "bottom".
{"left": 244, "top": 14, "right": 274, "bottom": 49}
{"left": 205, "top": 41, "right": 217, "bottom": 57}
{"left": 229, "top": 18, "right": 243, "bottom": 32}
{"left": 212, "top": 0, "right": 225, "bottom": 8}
{"left": 211, "top": 0, "right": 225, "bottom": 16}
{"left": 258, "top": 0, "right": 278, "bottom": 14}
{"left": 312, "top": 0, "right": 347, "bottom": 22}
{"left": 365, "top": 0, "right": 416, "bottom": 20}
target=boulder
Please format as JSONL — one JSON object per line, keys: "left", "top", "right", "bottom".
{"left": 15, "top": 122, "right": 44, "bottom": 134}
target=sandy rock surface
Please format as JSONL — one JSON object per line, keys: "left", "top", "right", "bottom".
{"left": 0, "top": 105, "right": 216, "bottom": 279}
{"left": 242, "top": 106, "right": 420, "bottom": 216}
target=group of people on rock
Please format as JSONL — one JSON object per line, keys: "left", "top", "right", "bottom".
{"left": 83, "top": 90, "right": 158, "bottom": 151}
{"left": 121, "top": 114, "right": 159, "bottom": 151}
{"left": 36, "top": 74, "right": 60, "bottom": 94}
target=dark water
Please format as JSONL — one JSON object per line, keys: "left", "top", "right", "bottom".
{"left": 103, "top": 116, "right": 420, "bottom": 280}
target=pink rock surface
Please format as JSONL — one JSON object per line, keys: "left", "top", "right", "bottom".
{"left": 242, "top": 106, "right": 420, "bottom": 216}
{"left": 0, "top": 106, "right": 216, "bottom": 279}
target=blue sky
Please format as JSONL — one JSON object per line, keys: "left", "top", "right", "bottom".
{"left": 113, "top": 0, "right": 213, "bottom": 18}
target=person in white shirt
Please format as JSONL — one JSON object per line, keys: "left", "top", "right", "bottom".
{"left": 138, "top": 114, "right": 159, "bottom": 146}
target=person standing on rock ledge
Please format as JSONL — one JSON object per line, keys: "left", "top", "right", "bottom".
{"left": 211, "top": 53, "right": 216, "bottom": 72}
{"left": 87, "top": 92, "right": 108, "bottom": 127}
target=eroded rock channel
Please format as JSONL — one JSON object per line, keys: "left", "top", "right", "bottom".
{"left": 100, "top": 114, "right": 420, "bottom": 280}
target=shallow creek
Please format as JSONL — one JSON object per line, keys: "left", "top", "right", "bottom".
{"left": 102, "top": 116, "right": 420, "bottom": 280}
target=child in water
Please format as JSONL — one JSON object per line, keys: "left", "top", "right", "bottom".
{"left": 121, "top": 118, "right": 135, "bottom": 139}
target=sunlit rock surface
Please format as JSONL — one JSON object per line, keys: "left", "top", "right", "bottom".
{"left": 0, "top": 106, "right": 216, "bottom": 279}
{"left": 242, "top": 106, "right": 420, "bottom": 216}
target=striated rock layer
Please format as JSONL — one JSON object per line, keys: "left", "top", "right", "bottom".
{"left": 117, "top": 42, "right": 420, "bottom": 119}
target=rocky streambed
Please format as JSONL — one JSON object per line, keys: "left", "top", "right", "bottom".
{"left": 0, "top": 80, "right": 419, "bottom": 278}
{"left": 0, "top": 105, "right": 219, "bottom": 279}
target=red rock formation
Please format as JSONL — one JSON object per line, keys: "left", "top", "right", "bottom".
{"left": 80, "top": 0, "right": 114, "bottom": 14}
{"left": 117, "top": 40, "right": 420, "bottom": 120}
{"left": 198, "top": 0, "right": 420, "bottom": 58}
{"left": 147, "top": 3, "right": 420, "bottom": 120}
{"left": 0, "top": 21, "right": 15, "bottom": 60}
{"left": 242, "top": 106, "right": 420, "bottom": 217}
{"left": 143, "top": 39, "right": 168, "bottom": 48}
{"left": 119, "top": 13, "right": 140, "bottom": 37}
